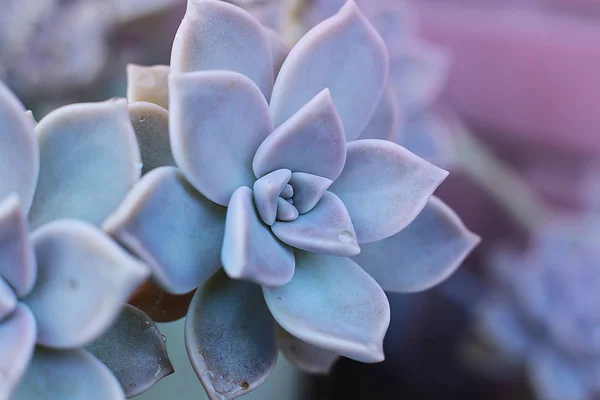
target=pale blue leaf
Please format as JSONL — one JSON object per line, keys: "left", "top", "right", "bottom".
{"left": 276, "top": 198, "right": 299, "bottom": 222}
{"left": 129, "top": 102, "right": 175, "bottom": 175}
{"left": 0, "top": 81, "right": 39, "bottom": 213}
{"left": 12, "top": 348, "right": 125, "bottom": 400}
{"left": 28, "top": 99, "right": 141, "bottom": 230}
{"left": 270, "top": 1, "right": 388, "bottom": 141}
{"left": 266, "top": 27, "right": 290, "bottom": 77}
{"left": 263, "top": 251, "right": 390, "bottom": 362}
{"left": 222, "top": 186, "right": 295, "bottom": 287}
{"left": 288, "top": 172, "right": 332, "bottom": 214}
{"left": 0, "top": 304, "right": 36, "bottom": 400}
{"left": 254, "top": 89, "right": 346, "bottom": 181}
{"left": 359, "top": 85, "right": 401, "bottom": 142}
{"left": 330, "top": 139, "right": 448, "bottom": 243}
{"left": 126, "top": 64, "right": 170, "bottom": 110}
{"left": 24, "top": 220, "right": 150, "bottom": 349}
{"left": 104, "top": 167, "right": 226, "bottom": 295}
{"left": 171, "top": 0, "right": 274, "bottom": 99}
{"left": 0, "top": 194, "right": 36, "bottom": 298}
{"left": 169, "top": 71, "right": 273, "bottom": 206}
{"left": 87, "top": 305, "right": 174, "bottom": 398}
{"left": 272, "top": 191, "right": 359, "bottom": 257}
{"left": 253, "top": 169, "right": 292, "bottom": 226}
{"left": 186, "top": 270, "right": 278, "bottom": 400}
{"left": 279, "top": 328, "right": 340, "bottom": 375}
{"left": 353, "top": 197, "right": 479, "bottom": 292}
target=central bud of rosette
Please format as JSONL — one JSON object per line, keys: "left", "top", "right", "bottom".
{"left": 252, "top": 168, "right": 332, "bottom": 226}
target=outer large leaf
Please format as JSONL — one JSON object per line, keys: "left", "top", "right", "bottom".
{"left": 0, "top": 195, "right": 36, "bottom": 298}
{"left": 127, "top": 64, "right": 170, "bottom": 110}
{"left": 253, "top": 89, "right": 346, "bottom": 182}
{"left": 12, "top": 348, "right": 125, "bottom": 400}
{"left": 270, "top": 1, "right": 388, "bottom": 141}
{"left": 171, "top": 0, "right": 274, "bottom": 98}
{"left": 330, "top": 139, "right": 448, "bottom": 243}
{"left": 222, "top": 186, "right": 295, "bottom": 287}
{"left": 129, "top": 102, "right": 175, "bottom": 175}
{"left": 0, "top": 81, "right": 39, "bottom": 212}
{"left": 87, "top": 305, "right": 174, "bottom": 398}
{"left": 0, "top": 304, "right": 36, "bottom": 400}
{"left": 271, "top": 191, "right": 360, "bottom": 257}
{"left": 28, "top": 100, "right": 141, "bottom": 230}
{"left": 186, "top": 270, "right": 278, "bottom": 400}
{"left": 104, "top": 167, "right": 226, "bottom": 295}
{"left": 169, "top": 71, "right": 273, "bottom": 206}
{"left": 263, "top": 251, "right": 390, "bottom": 363}
{"left": 353, "top": 197, "right": 479, "bottom": 293}
{"left": 24, "top": 220, "right": 150, "bottom": 349}
{"left": 279, "top": 329, "right": 340, "bottom": 375}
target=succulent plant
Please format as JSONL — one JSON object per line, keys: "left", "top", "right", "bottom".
{"left": 103, "top": 1, "right": 479, "bottom": 398}
{"left": 0, "top": 81, "right": 172, "bottom": 398}
{"left": 476, "top": 220, "right": 600, "bottom": 400}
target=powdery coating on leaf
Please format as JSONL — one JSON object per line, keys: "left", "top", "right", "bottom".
{"left": 0, "top": 304, "right": 36, "bottom": 400}
{"left": 263, "top": 251, "right": 390, "bottom": 363}
{"left": 253, "top": 89, "right": 346, "bottom": 181}
{"left": 288, "top": 172, "right": 332, "bottom": 214}
{"left": 169, "top": 71, "right": 274, "bottom": 206}
{"left": 129, "top": 102, "right": 176, "bottom": 175}
{"left": 353, "top": 196, "right": 479, "bottom": 293}
{"left": 12, "top": 348, "right": 125, "bottom": 400}
{"left": 330, "top": 139, "right": 448, "bottom": 244}
{"left": 28, "top": 99, "right": 142, "bottom": 230}
{"left": 359, "top": 85, "right": 401, "bottom": 142}
{"left": 0, "top": 277, "right": 17, "bottom": 321}
{"left": 0, "top": 81, "right": 39, "bottom": 213}
{"left": 279, "top": 328, "right": 340, "bottom": 375}
{"left": 271, "top": 191, "right": 360, "bottom": 257}
{"left": 24, "top": 220, "right": 150, "bottom": 349}
{"left": 171, "top": 0, "right": 274, "bottom": 99}
{"left": 87, "top": 305, "right": 174, "bottom": 398}
{"left": 0, "top": 194, "right": 36, "bottom": 298}
{"left": 253, "top": 169, "right": 293, "bottom": 226}
{"left": 270, "top": 1, "right": 389, "bottom": 141}
{"left": 127, "top": 64, "right": 171, "bottom": 110}
{"left": 104, "top": 167, "right": 226, "bottom": 295}
{"left": 222, "top": 186, "right": 295, "bottom": 287}
{"left": 185, "top": 270, "right": 278, "bottom": 400}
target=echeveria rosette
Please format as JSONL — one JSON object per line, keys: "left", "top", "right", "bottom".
{"left": 478, "top": 224, "right": 600, "bottom": 400}
{"left": 105, "top": 1, "right": 479, "bottom": 398}
{"left": 0, "top": 81, "right": 172, "bottom": 399}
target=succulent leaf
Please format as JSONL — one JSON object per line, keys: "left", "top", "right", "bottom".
{"left": 104, "top": 167, "right": 226, "bottom": 295}
{"left": 359, "top": 85, "right": 401, "bottom": 142}
{"left": 353, "top": 196, "right": 480, "bottom": 292}
{"left": 186, "top": 270, "right": 278, "bottom": 400}
{"left": 87, "top": 305, "right": 174, "bottom": 398}
{"left": 169, "top": 71, "right": 273, "bottom": 206}
{"left": 127, "top": 64, "right": 171, "bottom": 110}
{"left": 253, "top": 169, "right": 292, "bottom": 226}
{"left": 263, "top": 251, "right": 390, "bottom": 363}
{"left": 24, "top": 220, "right": 150, "bottom": 349}
{"left": 28, "top": 99, "right": 141, "bottom": 230}
{"left": 288, "top": 172, "right": 332, "bottom": 215}
{"left": 0, "top": 277, "right": 17, "bottom": 321}
{"left": 330, "top": 139, "right": 448, "bottom": 243}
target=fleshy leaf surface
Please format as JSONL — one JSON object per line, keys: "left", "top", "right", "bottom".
{"left": 127, "top": 64, "right": 170, "bottom": 110}
{"left": 186, "top": 270, "right": 278, "bottom": 400}
{"left": 276, "top": 198, "right": 299, "bottom": 221}
{"left": 253, "top": 169, "right": 292, "bottom": 226}
{"left": 0, "top": 304, "right": 36, "bottom": 400}
{"left": 28, "top": 100, "right": 141, "bottom": 230}
{"left": 129, "top": 102, "right": 175, "bottom": 175}
{"left": 24, "top": 220, "right": 150, "bottom": 349}
{"left": 0, "top": 195, "right": 36, "bottom": 298}
{"left": 104, "top": 167, "right": 226, "bottom": 295}
{"left": 87, "top": 305, "right": 174, "bottom": 398}
{"left": 289, "top": 172, "right": 332, "bottom": 214}
{"left": 170, "top": 71, "right": 273, "bottom": 206}
{"left": 12, "top": 348, "right": 125, "bottom": 400}
{"left": 0, "top": 277, "right": 17, "bottom": 320}
{"left": 270, "top": 1, "right": 389, "bottom": 141}
{"left": 0, "top": 81, "right": 39, "bottom": 212}
{"left": 222, "top": 186, "right": 295, "bottom": 287}
{"left": 330, "top": 139, "right": 448, "bottom": 243}
{"left": 171, "top": 0, "right": 274, "bottom": 98}
{"left": 353, "top": 197, "right": 479, "bottom": 292}
{"left": 359, "top": 85, "right": 401, "bottom": 142}
{"left": 279, "top": 329, "right": 340, "bottom": 375}
{"left": 254, "top": 89, "right": 346, "bottom": 181}
{"left": 263, "top": 251, "right": 390, "bottom": 362}
{"left": 272, "top": 191, "right": 360, "bottom": 257}
{"left": 266, "top": 28, "right": 290, "bottom": 76}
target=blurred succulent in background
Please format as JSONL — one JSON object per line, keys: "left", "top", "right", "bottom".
{"left": 474, "top": 219, "right": 600, "bottom": 400}
{"left": 104, "top": 1, "right": 479, "bottom": 398}
{"left": 0, "top": 81, "right": 172, "bottom": 398}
